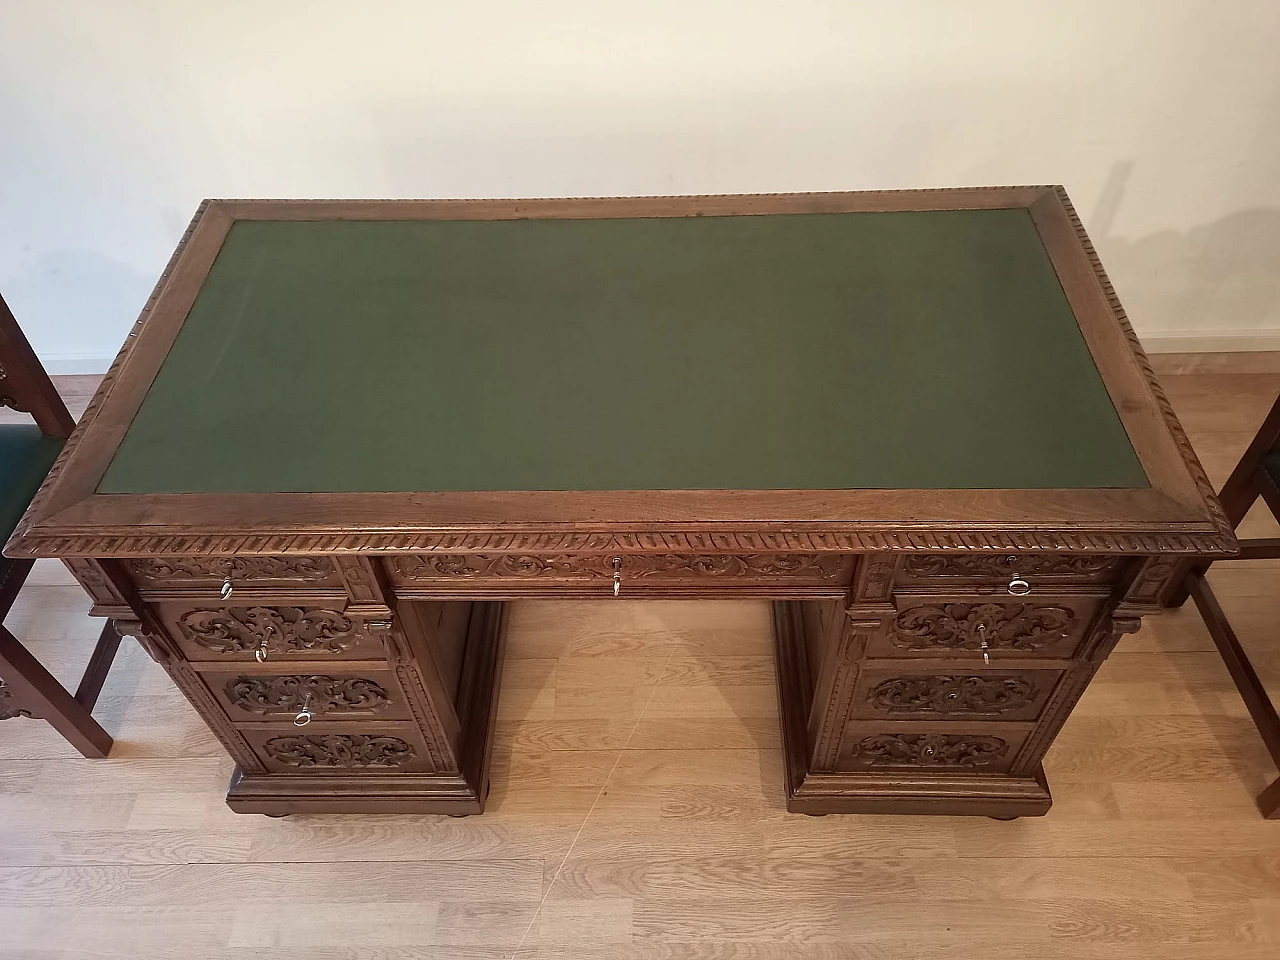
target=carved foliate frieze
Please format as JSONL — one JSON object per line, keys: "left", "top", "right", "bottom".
{"left": 226, "top": 675, "right": 392, "bottom": 716}
{"left": 130, "top": 556, "right": 333, "bottom": 582}
{"left": 178, "top": 607, "right": 358, "bottom": 656}
{"left": 392, "top": 553, "right": 847, "bottom": 581}
{"left": 263, "top": 734, "right": 415, "bottom": 768}
{"left": 854, "top": 733, "right": 1008, "bottom": 768}
{"left": 893, "top": 602, "right": 1074, "bottom": 653}
{"left": 394, "top": 554, "right": 599, "bottom": 580}
{"left": 901, "top": 554, "right": 1117, "bottom": 580}
{"left": 868, "top": 675, "right": 1037, "bottom": 716}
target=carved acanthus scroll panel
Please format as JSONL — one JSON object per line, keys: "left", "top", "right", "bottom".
{"left": 851, "top": 667, "right": 1064, "bottom": 722}
{"left": 865, "top": 591, "right": 1108, "bottom": 660}
{"left": 238, "top": 723, "right": 440, "bottom": 774}
{"left": 200, "top": 668, "right": 411, "bottom": 722}
{"left": 836, "top": 721, "right": 1031, "bottom": 774}
{"left": 154, "top": 604, "right": 388, "bottom": 662}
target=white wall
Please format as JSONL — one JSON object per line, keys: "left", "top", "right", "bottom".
{"left": 3, "top": 1, "right": 1279, "bottom": 372}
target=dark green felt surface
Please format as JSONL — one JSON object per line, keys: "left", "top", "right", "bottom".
{"left": 99, "top": 210, "right": 1147, "bottom": 494}
{"left": 0, "top": 425, "right": 64, "bottom": 540}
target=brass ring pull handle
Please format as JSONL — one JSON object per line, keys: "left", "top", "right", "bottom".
{"left": 612, "top": 557, "right": 622, "bottom": 597}
{"left": 1005, "top": 556, "right": 1029, "bottom": 596}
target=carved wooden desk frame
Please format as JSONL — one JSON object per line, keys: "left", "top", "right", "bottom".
{"left": 6, "top": 189, "right": 1235, "bottom": 817}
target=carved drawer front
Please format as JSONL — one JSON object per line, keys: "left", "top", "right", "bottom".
{"left": 836, "top": 721, "right": 1033, "bottom": 774}
{"left": 851, "top": 665, "right": 1064, "bottom": 723}
{"left": 199, "top": 665, "right": 411, "bottom": 723}
{"left": 867, "top": 590, "right": 1107, "bottom": 661}
{"left": 896, "top": 554, "right": 1122, "bottom": 591}
{"left": 238, "top": 721, "right": 438, "bottom": 774}
{"left": 128, "top": 556, "right": 342, "bottom": 595}
{"left": 387, "top": 553, "right": 854, "bottom": 596}
{"left": 155, "top": 603, "right": 388, "bottom": 662}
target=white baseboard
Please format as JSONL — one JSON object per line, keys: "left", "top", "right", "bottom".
{"left": 1137, "top": 333, "right": 1280, "bottom": 354}
{"left": 39, "top": 353, "right": 113, "bottom": 376}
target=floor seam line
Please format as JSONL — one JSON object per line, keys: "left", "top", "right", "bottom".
{"left": 507, "top": 646, "right": 677, "bottom": 957}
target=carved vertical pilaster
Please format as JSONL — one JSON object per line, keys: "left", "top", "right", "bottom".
{"left": 1124, "top": 555, "right": 1182, "bottom": 609}
{"left": 852, "top": 554, "right": 895, "bottom": 603}
{"left": 334, "top": 555, "right": 390, "bottom": 604}
{"left": 808, "top": 619, "right": 874, "bottom": 770}
{"left": 63, "top": 558, "right": 128, "bottom": 606}
{"left": 393, "top": 661, "right": 456, "bottom": 774}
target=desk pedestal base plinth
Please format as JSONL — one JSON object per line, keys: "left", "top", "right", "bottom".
{"left": 224, "top": 601, "right": 507, "bottom": 816}
{"left": 773, "top": 600, "right": 1055, "bottom": 818}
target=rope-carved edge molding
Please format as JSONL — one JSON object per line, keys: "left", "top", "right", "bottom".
{"left": 8, "top": 527, "right": 1237, "bottom": 558}
{"left": 8, "top": 190, "right": 1237, "bottom": 559}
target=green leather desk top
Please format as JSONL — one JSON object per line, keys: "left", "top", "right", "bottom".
{"left": 99, "top": 209, "right": 1147, "bottom": 494}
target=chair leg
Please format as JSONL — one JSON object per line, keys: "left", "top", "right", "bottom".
{"left": 0, "top": 624, "right": 112, "bottom": 758}
{"left": 1187, "top": 571, "right": 1280, "bottom": 769}
{"left": 74, "top": 620, "right": 123, "bottom": 711}
{"left": 1259, "top": 776, "right": 1280, "bottom": 819}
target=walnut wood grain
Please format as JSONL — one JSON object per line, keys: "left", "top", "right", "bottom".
{"left": 4, "top": 189, "right": 1234, "bottom": 560}
{"left": 0, "top": 189, "right": 1238, "bottom": 820}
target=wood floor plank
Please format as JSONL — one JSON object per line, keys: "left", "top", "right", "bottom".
{"left": 4, "top": 370, "right": 1280, "bottom": 956}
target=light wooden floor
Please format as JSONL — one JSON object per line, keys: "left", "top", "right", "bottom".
{"left": 2, "top": 372, "right": 1279, "bottom": 959}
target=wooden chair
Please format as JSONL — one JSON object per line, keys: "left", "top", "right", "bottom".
{"left": 1167, "top": 392, "right": 1280, "bottom": 818}
{"left": 0, "top": 292, "right": 117, "bottom": 756}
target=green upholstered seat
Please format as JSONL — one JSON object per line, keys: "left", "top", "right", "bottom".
{"left": 0, "top": 424, "right": 63, "bottom": 543}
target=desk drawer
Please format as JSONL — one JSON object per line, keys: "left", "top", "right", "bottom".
{"left": 238, "top": 721, "right": 438, "bottom": 774}
{"left": 896, "top": 554, "right": 1122, "bottom": 592}
{"left": 387, "top": 553, "right": 853, "bottom": 597}
{"left": 155, "top": 602, "right": 388, "bottom": 662}
{"left": 198, "top": 664, "right": 411, "bottom": 722}
{"left": 128, "top": 556, "right": 342, "bottom": 595}
{"left": 851, "top": 665, "right": 1063, "bottom": 722}
{"left": 837, "top": 721, "right": 1031, "bottom": 774}
{"left": 868, "top": 591, "right": 1107, "bottom": 660}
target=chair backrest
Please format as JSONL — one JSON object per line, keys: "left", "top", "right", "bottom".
{"left": 0, "top": 293, "right": 75, "bottom": 440}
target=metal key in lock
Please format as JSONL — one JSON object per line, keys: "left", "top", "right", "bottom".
{"left": 977, "top": 623, "right": 991, "bottom": 665}
{"left": 254, "top": 622, "right": 274, "bottom": 663}
{"left": 612, "top": 557, "right": 622, "bottom": 597}
{"left": 294, "top": 694, "right": 313, "bottom": 727}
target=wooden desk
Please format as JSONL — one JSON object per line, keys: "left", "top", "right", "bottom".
{"left": 6, "top": 188, "right": 1234, "bottom": 818}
